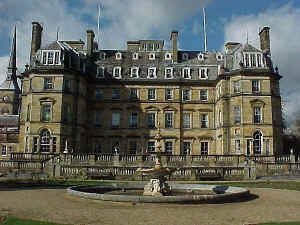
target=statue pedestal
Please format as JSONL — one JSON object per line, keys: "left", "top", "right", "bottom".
{"left": 143, "top": 178, "right": 171, "bottom": 197}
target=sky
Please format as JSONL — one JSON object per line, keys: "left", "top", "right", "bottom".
{"left": 0, "top": 0, "right": 300, "bottom": 129}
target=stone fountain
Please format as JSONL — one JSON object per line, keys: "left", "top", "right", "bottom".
{"left": 67, "top": 125, "right": 251, "bottom": 204}
{"left": 137, "top": 125, "right": 175, "bottom": 197}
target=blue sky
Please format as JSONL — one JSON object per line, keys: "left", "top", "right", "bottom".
{"left": 0, "top": 0, "right": 300, "bottom": 128}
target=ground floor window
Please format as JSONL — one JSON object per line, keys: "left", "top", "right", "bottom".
{"left": 235, "top": 140, "right": 241, "bottom": 154}
{"left": 253, "top": 131, "right": 262, "bottom": 155}
{"left": 200, "top": 142, "right": 209, "bottom": 155}
{"left": 183, "top": 142, "right": 191, "bottom": 155}
{"left": 147, "top": 141, "right": 155, "bottom": 153}
{"left": 40, "top": 129, "right": 51, "bottom": 153}
{"left": 129, "top": 140, "right": 137, "bottom": 154}
{"left": 165, "top": 141, "right": 173, "bottom": 155}
{"left": 1, "top": 145, "right": 7, "bottom": 156}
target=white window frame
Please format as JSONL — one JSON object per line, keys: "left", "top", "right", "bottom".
{"left": 165, "top": 53, "right": 172, "bottom": 60}
{"left": 183, "top": 113, "right": 192, "bottom": 129}
{"left": 148, "top": 88, "right": 156, "bottom": 100}
{"left": 200, "top": 89, "right": 208, "bottom": 101}
{"left": 131, "top": 67, "right": 139, "bottom": 78}
{"left": 165, "top": 89, "right": 173, "bottom": 100}
{"left": 182, "top": 67, "right": 191, "bottom": 79}
{"left": 1, "top": 145, "right": 7, "bottom": 156}
{"left": 233, "top": 80, "right": 241, "bottom": 93}
{"left": 252, "top": 80, "right": 260, "bottom": 93}
{"left": 41, "top": 50, "right": 61, "bottom": 65}
{"left": 164, "top": 141, "right": 174, "bottom": 155}
{"left": 199, "top": 68, "right": 208, "bottom": 79}
{"left": 182, "top": 89, "right": 191, "bottom": 101}
{"left": 198, "top": 53, "right": 204, "bottom": 61}
{"left": 165, "top": 112, "right": 174, "bottom": 129}
{"left": 113, "top": 67, "right": 122, "bottom": 79}
{"left": 183, "top": 141, "right": 192, "bottom": 155}
{"left": 148, "top": 67, "right": 157, "bottom": 79}
{"left": 254, "top": 107, "right": 262, "bottom": 124}
{"left": 97, "top": 67, "right": 105, "bottom": 78}
{"left": 133, "top": 53, "right": 139, "bottom": 60}
{"left": 149, "top": 53, "right": 156, "bottom": 60}
{"left": 129, "top": 88, "right": 139, "bottom": 100}
{"left": 116, "top": 52, "right": 122, "bottom": 60}
{"left": 235, "top": 140, "right": 241, "bottom": 153}
{"left": 165, "top": 67, "right": 173, "bottom": 79}
{"left": 200, "top": 142, "right": 209, "bottom": 155}
{"left": 146, "top": 112, "right": 156, "bottom": 129}
{"left": 200, "top": 114, "right": 209, "bottom": 128}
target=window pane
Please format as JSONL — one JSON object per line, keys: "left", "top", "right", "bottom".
{"left": 235, "top": 140, "right": 241, "bottom": 153}
{"left": 112, "top": 112, "right": 120, "bottom": 128}
{"left": 201, "top": 114, "right": 208, "bottom": 128}
{"left": 183, "top": 90, "right": 190, "bottom": 101}
{"left": 112, "top": 89, "right": 120, "bottom": 100}
{"left": 55, "top": 52, "right": 60, "bottom": 64}
{"left": 130, "top": 89, "right": 138, "bottom": 100}
{"left": 183, "top": 113, "right": 191, "bottom": 128}
{"left": 44, "top": 77, "right": 53, "bottom": 89}
{"left": 200, "top": 90, "right": 208, "bottom": 101}
{"left": 129, "top": 141, "right": 137, "bottom": 154}
{"left": 201, "top": 142, "right": 209, "bottom": 155}
{"left": 165, "top": 141, "right": 173, "bottom": 155}
{"left": 41, "top": 105, "right": 51, "bottom": 121}
{"left": 165, "top": 113, "right": 173, "bottom": 128}
{"left": 252, "top": 80, "right": 260, "bottom": 92}
{"left": 95, "top": 89, "right": 103, "bottom": 100}
{"left": 233, "top": 81, "right": 240, "bottom": 93}
{"left": 95, "top": 111, "right": 101, "bottom": 127}
{"left": 165, "top": 89, "right": 173, "bottom": 100}
{"left": 183, "top": 142, "right": 191, "bottom": 155}
{"left": 148, "top": 89, "right": 156, "bottom": 100}
{"left": 147, "top": 113, "right": 156, "bottom": 128}
{"left": 147, "top": 141, "right": 155, "bottom": 153}
{"left": 129, "top": 112, "right": 138, "bottom": 128}
{"left": 234, "top": 106, "right": 241, "bottom": 124}
{"left": 47, "top": 52, "right": 54, "bottom": 64}
{"left": 254, "top": 107, "right": 262, "bottom": 123}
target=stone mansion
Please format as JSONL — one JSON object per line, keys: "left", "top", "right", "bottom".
{"left": 0, "top": 22, "right": 283, "bottom": 157}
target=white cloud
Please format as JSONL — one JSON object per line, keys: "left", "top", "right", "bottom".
{"left": 0, "top": 0, "right": 212, "bottom": 83}
{"left": 223, "top": 4, "right": 300, "bottom": 127}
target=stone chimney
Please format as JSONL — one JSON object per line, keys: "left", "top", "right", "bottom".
{"left": 30, "top": 22, "right": 43, "bottom": 62}
{"left": 87, "top": 30, "right": 95, "bottom": 57}
{"left": 170, "top": 30, "right": 178, "bottom": 63}
{"left": 259, "top": 27, "right": 271, "bottom": 55}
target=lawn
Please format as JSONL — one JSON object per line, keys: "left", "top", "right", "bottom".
{"left": 0, "top": 216, "right": 68, "bottom": 225}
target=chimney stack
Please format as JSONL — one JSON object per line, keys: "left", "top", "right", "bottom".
{"left": 87, "top": 30, "right": 95, "bottom": 57}
{"left": 170, "top": 30, "right": 178, "bottom": 63}
{"left": 30, "top": 22, "right": 43, "bottom": 63}
{"left": 259, "top": 27, "right": 271, "bottom": 56}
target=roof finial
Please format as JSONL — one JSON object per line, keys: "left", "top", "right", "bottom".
{"left": 56, "top": 27, "right": 60, "bottom": 41}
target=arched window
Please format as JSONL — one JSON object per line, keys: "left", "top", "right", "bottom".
{"left": 253, "top": 131, "right": 263, "bottom": 155}
{"left": 40, "top": 129, "right": 51, "bottom": 153}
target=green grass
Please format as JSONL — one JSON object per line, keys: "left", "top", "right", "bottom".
{"left": 0, "top": 216, "right": 68, "bottom": 225}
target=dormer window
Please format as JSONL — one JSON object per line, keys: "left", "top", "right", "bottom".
{"left": 133, "top": 53, "right": 139, "bottom": 60}
{"left": 243, "top": 53, "right": 264, "bottom": 68}
{"left": 148, "top": 67, "right": 157, "bottom": 79}
{"left": 42, "top": 50, "right": 61, "bottom": 65}
{"left": 165, "top": 53, "right": 172, "bottom": 60}
{"left": 100, "top": 52, "right": 106, "bottom": 60}
{"left": 131, "top": 67, "right": 139, "bottom": 78}
{"left": 165, "top": 68, "right": 173, "bottom": 79}
{"left": 182, "top": 53, "right": 189, "bottom": 60}
{"left": 113, "top": 67, "right": 122, "bottom": 79}
{"left": 199, "top": 68, "right": 208, "bottom": 79}
{"left": 116, "top": 52, "right": 122, "bottom": 60}
{"left": 97, "top": 67, "right": 105, "bottom": 78}
{"left": 149, "top": 53, "right": 156, "bottom": 60}
{"left": 198, "top": 53, "right": 204, "bottom": 61}
{"left": 216, "top": 53, "right": 223, "bottom": 61}
{"left": 182, "top": 67, "right": 191, "bottom": 79}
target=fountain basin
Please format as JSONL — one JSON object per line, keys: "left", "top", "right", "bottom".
{"left": 67, "top": 183, "right": 250, "bottom": 204}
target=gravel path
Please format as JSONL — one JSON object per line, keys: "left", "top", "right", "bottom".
{"left": 0, "top": 187, "right": 300, "bottom": 225}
